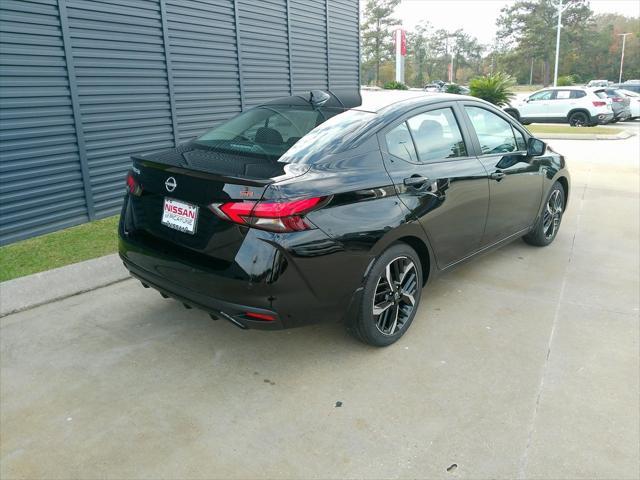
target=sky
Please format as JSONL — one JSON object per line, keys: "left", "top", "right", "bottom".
{"left": 393, "top": 0, "right": 640, "bottom": 45}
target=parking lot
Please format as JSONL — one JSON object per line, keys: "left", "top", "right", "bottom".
{"left": 1, "top": 124, "right": 639, "bottom": 479}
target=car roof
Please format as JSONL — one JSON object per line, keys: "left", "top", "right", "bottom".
{"left": 540, "top": 86, "right": 589, "bottom": 90}
{"left": 358, "top": 90, "right": 470, "bottom": 114}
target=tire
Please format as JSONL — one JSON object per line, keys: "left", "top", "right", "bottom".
{"left": 347, "top": 243, "right": 423, "bottom": 347}
{"left": 568, "top": 111, "right": 589, "bottom": 127}
{"left": 523, "top": 181, "right": 565, "bottom": 247}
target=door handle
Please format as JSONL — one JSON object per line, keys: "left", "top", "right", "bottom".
{"left": 490, "top": 171, "right": 506, "bottom": 181}
{"left": 403, "top": 175, "right": 429, "bottom": 187}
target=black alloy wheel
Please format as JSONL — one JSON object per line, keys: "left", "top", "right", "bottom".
{"left": 524, "top": 181, "right": 565, "bottom": 246}
{"left": 372, "top": 255, "right": 419, "bottom": 335}
{"left": 568, "top": 111, "right": 589, "bottom": 127}
{"left": 348, "top": 243, "right": 423, "bottom": 346}
{"left": 542, "top": 188, "right": 564, "bottom": 241}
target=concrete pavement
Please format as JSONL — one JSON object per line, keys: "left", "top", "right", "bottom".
{"left": 1, "top": 134, "right": 638, "bottom": 479}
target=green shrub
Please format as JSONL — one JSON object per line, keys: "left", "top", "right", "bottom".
{"left": 557, "top": 75, "right": 575, "bottom": 86}
{"left": 445, "top": 83, "right": 462, "bottom": 94}
{"left": 383, "top": 80, "right": 409, "bottom": 90}
{"left": 469, "top": 73, "right": 516, "bottom": 106}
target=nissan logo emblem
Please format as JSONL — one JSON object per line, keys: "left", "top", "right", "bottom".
{"left": 165, "top": 177, "right": 177, "bottom": 192}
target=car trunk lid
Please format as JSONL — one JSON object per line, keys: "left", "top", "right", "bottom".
{"left": 125, "top": 144, "right": 302, "bottom": 263}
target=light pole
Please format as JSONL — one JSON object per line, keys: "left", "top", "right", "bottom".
{"left": 618, "top": 33, "right": 633, "bottom": 83}
{"left": 552, "top": 0, "right": 572, "bottom": 87}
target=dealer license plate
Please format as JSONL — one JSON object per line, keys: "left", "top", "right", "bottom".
{"left": 161, "top": 197, "right": 198, "bottom": 234}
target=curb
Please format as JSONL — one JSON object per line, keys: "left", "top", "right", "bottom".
{"left": 535, "top": 131, "right": 634, "bottom": 141}
{"left": 0, "top": 253, "right": 130, "bottom": 317}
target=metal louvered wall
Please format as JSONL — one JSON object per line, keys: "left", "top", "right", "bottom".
{"left": 0, "top": 0, "right": 359, "bottom": 245}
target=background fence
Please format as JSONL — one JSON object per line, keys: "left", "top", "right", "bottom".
{"left": 0, "top": 0, "right": 360, "bottom": 244}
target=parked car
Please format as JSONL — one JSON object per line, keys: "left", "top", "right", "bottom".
{"left": 613, "top": 82, "right": 640, "bottom": 94}
{"left": 601, "top": 88, "right": 632, "bottom": 122}
{"left": 423, "top": 81, "right": 445, "bottom": 92}
{"left": 119, "top": 90, "right": 570, "bottom": 346}
{"left": 617, "top": 89, "right": 640, "bottom": 119}
{"left": 423, "top": 82, "right": 469, "bottom": 95}
{"left": 587, "top": 79, "right": 611, "bottom": 87}
{"left": 444, "top": 83, "right": 470, "bottom": 94}
{"left": 504, "top": 87, "right": 614, "bottom": 126}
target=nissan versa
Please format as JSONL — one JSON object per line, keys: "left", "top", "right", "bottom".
{"left": 119, "top": 90, "right": 569, "bottom": 346}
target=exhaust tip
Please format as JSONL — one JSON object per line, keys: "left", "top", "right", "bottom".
{"left": 218, "top": 311, "right": 248, "bottom": 330}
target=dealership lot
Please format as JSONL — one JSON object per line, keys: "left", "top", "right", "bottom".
{"left": 1, "top": 126, "right": 638, "bottom": 479}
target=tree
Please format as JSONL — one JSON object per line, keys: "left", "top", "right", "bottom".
{"left": 403, "top": 26, "right": 486, "bottom": 87}
{"left": 361, "top": 0, "right": 400, "bottom": 86}
{"left": 449, "top": 30, "right": 485, "bottom": 82}
{"left": 581, "top": 14, "right": 640, "bottom": 81}
{"left": 496, "top": 0, "right": 593, "bottom": 85}
{"left": 406, "top": 21, "right": 432, "bottom": 87}
{"left": 469, "top": 73, "right": 516, "bottom": 106}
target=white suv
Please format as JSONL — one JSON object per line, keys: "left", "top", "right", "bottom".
{"left": 505, "top": 87, "right": 614, "bottom": 126}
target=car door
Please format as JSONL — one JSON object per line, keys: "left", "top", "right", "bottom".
{"left": 521, "top": 89, "right": 553, "bottom": 120}
{"left": 548, "top": 89, "right": 574, "bottom": 119}
{"left": 461, "top": 104, "right": 544, "bottom": 246}
{"left": 381, "top": 103, "right": 490, "bottom": 268}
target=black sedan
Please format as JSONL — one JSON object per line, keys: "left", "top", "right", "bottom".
{"left": 119, "top": 90, "right": 570, "bottom": 346}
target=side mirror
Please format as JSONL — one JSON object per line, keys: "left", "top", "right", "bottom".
{"left": 527, "top": 137, "right": 546, "bottom": 157}
{"left": 523, "top": 97, "right": 530, "bottom": 103}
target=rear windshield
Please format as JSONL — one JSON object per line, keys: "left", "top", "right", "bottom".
{"left": 594, "top": 90, "right": 608, "bottom": 99}
{"left": 195, "top": 105, "right": 341, "bottom": 159}
{"left": 279, "top": 109, "right": 376, "bottom": 164}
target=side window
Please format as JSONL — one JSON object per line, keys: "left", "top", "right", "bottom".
{"left": 555, "top": 90, "right": 572, "bottom": 100}
{"left": 385, "top": 122, "right": 418, "bottom": 163}
{"left": 512, "top": 126, "right": 527, "bottom": 151}
{"left": 406, "top": 108, "right": 467, "bottom": 162}
{"left": 570, "top": 90, "right": 586, "bottom": 99}
{"left": 529, "top": 90, "right": 553, "bottom": 101}
{"left": 465, "top": 106, "right": 518, "bottom": 155}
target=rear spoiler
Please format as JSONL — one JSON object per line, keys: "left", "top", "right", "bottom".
{"left": 263, "top": 88, "right": 362, "bottom": 110}
{"left": 132, "top": 157, "right": 273, "bottom": 187}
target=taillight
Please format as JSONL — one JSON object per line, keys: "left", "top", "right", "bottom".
{"left": 592, "top": 101, "right": 607, "bottom": 107}
{"left": 126, "top": 171, "right": 142, "bottom": 196}
{"left": 244, "top": 312, "right": 276, "bottom": 321}
{"left": 210, "top": 196, "right": 326, "bottom": 233}
{"left": 612, "top": 97, "right": 624, "bottom": 102}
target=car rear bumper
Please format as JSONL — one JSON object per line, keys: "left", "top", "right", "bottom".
{"left": 593, "top": 112, "right": 614, "bottom": 124}
{"left": 119, "top": 218, "right": 368, "bottom": 330}
{"left": 613, "top": 108, "right": 632, "bottom": 120}
{"left": 121, "top": 254, "right": 284, "bottom": 329}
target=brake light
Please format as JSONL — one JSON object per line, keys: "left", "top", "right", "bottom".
{"left": 210, "top": 196, "right": 326, "bottom": 232}
{"left": 592, "top": 101, "right": 607, "bottom": 107}
{"left": 612, "top": 97, "right": 624, "bottom": 102}
{"left": 245, "top": 312, "right": 276, "bottom": 321}
{"left": 126, "top": 171, "right": 142, "bottom": 196}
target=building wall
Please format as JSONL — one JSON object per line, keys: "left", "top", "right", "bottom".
{"left": 0, "top": 0, "right": 360, "bottom": 245}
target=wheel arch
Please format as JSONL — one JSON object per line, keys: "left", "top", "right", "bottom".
{"left": 556, "top": 175, "right": 569, "bottom": 209}
{"left": 396, "top": 235, "right": 432, "bottom": 286}
{"left": 369, "top": 225, "right": 434, "bottom": 286}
